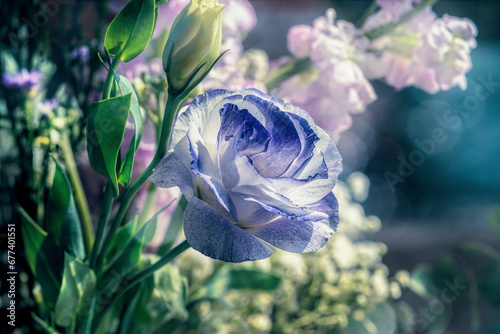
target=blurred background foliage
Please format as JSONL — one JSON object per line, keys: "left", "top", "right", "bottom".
{"left": 1, "top": 0, "right": 499, "bottom": 333}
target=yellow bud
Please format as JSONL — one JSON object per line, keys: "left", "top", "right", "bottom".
{"left": 163, "top": 0, "right": 224, "bottom": 94}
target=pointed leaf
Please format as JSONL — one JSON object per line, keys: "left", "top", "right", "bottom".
{"left": 47, "top": 158, "right": 85, "bottom": 260}
{"left": 87, "top": 94, "right": 131, "bottom": 196}
{"left": 20, "top": 207, "right": 47, "bottom": 276}
{"left": 55, "top": 253, "right": 97, "bottom": 327}
{"left": 112, "top": 73, "right": 143, "bottom": 187}
{"left": 99, "top": 217, "right": 158, "bottom": 288}
{"left": 157, "top": 197, "right": 186, "bottom": 256}
{"left": 20, "top": 207, "right": 61, "bottom": 307}
{"left": 104, "top": 0, "right": 156, "bottom": 62}
{"left": 105, "top": 216, "right": 139, "bottom": 265}
{"left": 155, "top": 264, "right": 189, "bottom": 321}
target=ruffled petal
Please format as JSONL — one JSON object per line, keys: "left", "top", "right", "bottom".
{"left": 183, "top": 197, "right": 275, "bottom": 262}
{"left": 149, "top": 152, "right": 195, "bottom": 198}
{"left": 248, "top": 192, "right": 339, "bottom": 253}
{"left": 188, "top": 127, "right": 237, "bottom": 217}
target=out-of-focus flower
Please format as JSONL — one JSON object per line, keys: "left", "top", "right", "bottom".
{"left": 361, "top": 2, "right": 477, "bottom": 93}
{"left": 162, "top": 0, "right": 224, "bottom": 93}
{"left": 2, "top": 69, "right": 42, "bottom": 90}
{"left": 276, "top": 9, "right": 376, "bottom": 136}
{"left": 199, "top": 48, "right": 269, "bottom": 95}
{"left": 150, "top": 89, "right": 342, "bottom": 262}
{"left": 70, "top": 45, "right": 90, "bottom": 63}
{"left": 38, "top": 98, "right": 58, "bottom": 116}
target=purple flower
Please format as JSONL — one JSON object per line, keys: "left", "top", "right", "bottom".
{"left": 70, "top": 45, "right": 90, "bottom": 63}
{"left": 150, "top": 89, "right": 342, "bottom": 262}
{"left": 2, "top": 69, "right": 42, "bottom": 90}
{"left": 38, "top": 98, "right": 58, "bottom": 116}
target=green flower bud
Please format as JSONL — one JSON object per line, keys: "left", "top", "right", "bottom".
{"left": 163, "top": 0, "right": 224, "bottom": 94}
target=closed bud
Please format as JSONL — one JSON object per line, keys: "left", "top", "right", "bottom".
{"left": 162, "top": 0, "right": 224, "bottom": 94}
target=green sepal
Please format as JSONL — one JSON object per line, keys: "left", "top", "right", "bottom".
{"left": 87, "top": 94, "right": 132, "bottom": 197}
{"left": 55, "top": 253, "right": 97, "bottom": 327}
{"left": 104, "top": 0, "right": 156, "bottom": 63}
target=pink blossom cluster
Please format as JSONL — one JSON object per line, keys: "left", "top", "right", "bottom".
{"left": 361, "top": 0, "right": 477, "bottom": 93}
{"left": 277, "top": 2, "right": 477, "bottom": 135}
{"left": 275, "top": 9, "right": 376, "bottom": 135}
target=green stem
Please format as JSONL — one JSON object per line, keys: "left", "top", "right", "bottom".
{"left": 95, "top": 93, "right": 184, "bottom": 268}
{"left": 81, "top": 290, "right": 98, "bottom": 334}
{"left": 102, "top": 57, "right": 120, "bottom": 100}
{"left": 89, "top": 183, "right": 114, "bottom": 270}
{"left": 138, "top": 182, "right": 157, "bottom": 226}
{"left": 59, "top": 134, "right": 94, "bottom": 254}
{"left": 356, "top": 0, "right": 378, "bottom": 28}
{"left": 89, "top": 55, "right": 122, "bottom": 268}
{"left": 364, "top": 0, "right": 439, "bottom": 40}
{"left": 106, "top": 240, "right": 190, "bottom": 310}
{"left": 263, "top": 57, "right": 312, "bottom": 92}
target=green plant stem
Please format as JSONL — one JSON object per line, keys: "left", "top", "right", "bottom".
{"left": 95, "top": 93, "right": 184, "bottom": 269}
{"left": 59, "top": 133, "right": 94, "bottom": 254}
{"left": 106, "top": 240, "right": 190, "bottom": 309}
{"left": 81, "top": 290, "right": 98, "bottom": 334}
{"left": 102, "top": 57, "right": 121, "bottom": 100}
{"left": 138, "top": 182, "right": 157, "bottom": 226}
{"left": 364, "top": 0, "right": 439, "bottom": 40}
{"left": 356, "top": 0, "right": 378, "bottom": 28}
{"left": 89, "top": 55, "right": 122, "bottom": 269}
{"left": 263, "top": 57, "right": 312, "bottom": 91}
{"left": 89, "top": 183, "right": 114, "bottom": 270}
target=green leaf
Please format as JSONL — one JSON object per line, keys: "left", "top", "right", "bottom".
{"left": 32, "top": 312, "right": 59, "bottom": 334}
{"left": 19, "top": 207, "right": 47, "bottom": 276}
{"left": 111, "top": 74, "right": 143, "bottom": 187}
{"left": 158, "top": 196, "right": 186, "bottom": 256}
{"left": 117, "top": 284, "right": 142, "bottom": 334}
{"left": 55, "top": 253, "right": 97, "bottom": 327}
{"left": 47, "top": 157, "right": 85, "bottom": 260}
{"left": 105, "top": 216, "right": 139, "bottom": 265}
{"left": 228, "top": 269, "right": 281, "bottom": 291}
{"left": 99, "top": 215, "right": 158, "bottom": 288}
{"left": 146, "top": 28, "right": 169, "bottom": 60}
{"left": 20, "top": 208, "right": 61, "bottom": 306}
{"left": 87, "top": 94, "right": 131, "bottom": 197}
{"left": 104, "top": 0, "right": 156, "bottom": 62}
{"left": 155, "top": 264, "right": 189, "bottom": 321}
{"left": 156, "top": 0, "right": 168, "bottom": 7}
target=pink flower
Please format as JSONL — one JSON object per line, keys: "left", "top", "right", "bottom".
{"left": 278, "top": 9, "right": 376, "bottom": 136}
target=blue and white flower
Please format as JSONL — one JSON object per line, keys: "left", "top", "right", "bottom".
{"left": 150, "top": 89, "right": 342, "bottom": 262}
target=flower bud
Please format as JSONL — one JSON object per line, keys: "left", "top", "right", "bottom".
{"left": 162, "top": 0, "right": 224, "bottom": 94}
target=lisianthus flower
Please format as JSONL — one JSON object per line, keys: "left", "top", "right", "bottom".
{"left": 150, "top": 89, "right": 342, "bottom": 262}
